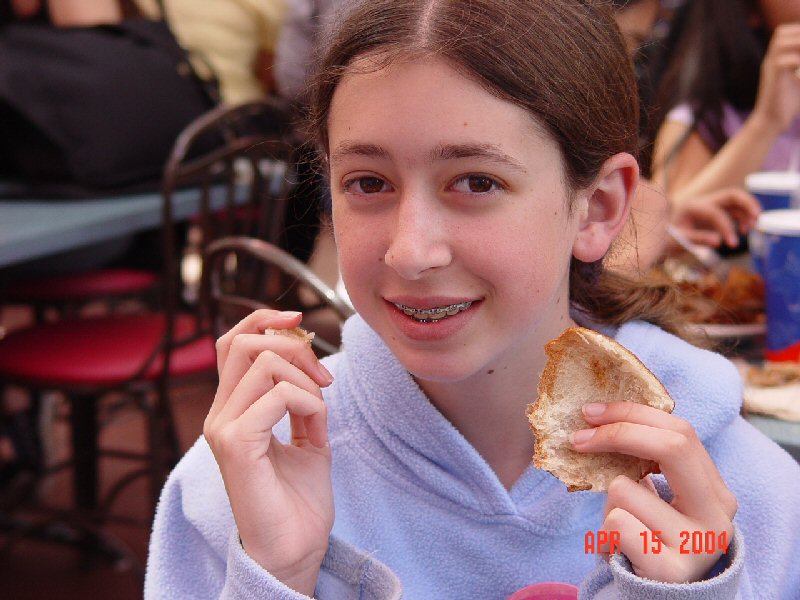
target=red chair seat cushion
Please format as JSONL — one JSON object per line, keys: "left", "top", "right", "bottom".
{"left": 0, "top": 314, "right": 215, "bottom": 387}
{"left": 7, "top": 269, "right": 158, "bottom": 302}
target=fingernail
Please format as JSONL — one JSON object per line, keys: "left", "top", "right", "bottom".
{"left": 316, "top": 361, "right": 334, "bottom": 386}
{"left": 281, "top": 311, "right": 302, "bottom": 318}
{"left": 582, "top": 403, "right": 606, "bottom": 416}
{"left": 571, "top": 429, "right": 596, "bottom": 445}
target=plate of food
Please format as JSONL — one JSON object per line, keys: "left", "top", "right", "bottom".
{"left": 653, "top": 260, "right": 766, "bottom": 340}
{"left": 738, "top": 361, "right": 800, "bottom": 422}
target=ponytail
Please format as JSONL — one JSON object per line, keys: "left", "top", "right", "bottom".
{"left": 570, "top": 259, "right": 705, "bottom": 346}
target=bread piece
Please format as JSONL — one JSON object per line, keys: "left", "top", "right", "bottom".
{"left": 264, "top": 326, "right": 315, "bottom": 346}
{"left": 526, "top": 327, "right": 674, "bottom": 492}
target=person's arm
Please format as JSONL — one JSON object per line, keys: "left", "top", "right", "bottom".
{"left": 144, "top": 435, "right": 403, "bottom": 599}
{"left": 145, "top": 309, "right": 403, "bottom": 599}
{"left": 272, "top": 0, "right": 318, "bottom": 101}
{"left": 45, "top": 0, "right": 121, "bottom": 27}
{"left": 10, "top": 0, "right": 41, "bottom": 18}
{"left": 652, "top": 24, "right": 800, "bottom": 205}
{"left": 652, "top": 117, "right": 779, "bottom": 205}
{"left": 581, "top": 526, "right": 747, "bottom": 599}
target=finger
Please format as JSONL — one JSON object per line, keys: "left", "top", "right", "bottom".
{"left": 640, "top": 474, "right": 659, "bottom": 496}
{"left": 776, "top": 53, "right": 800, "bottom": 73}
{"left": 693, "top": 206, "right": 739, "bottom": 247}
{"left": 580, "top": 402, "right": 737, "bottom": 520}
{"left": 603, "top": 507, "right": 676, "bottom": 582}
{"left": 211, "top": 331, "right": 333, "bottom": 422}
{"left": 289, "top": 410, "right": 328, "bottom": 450}
{"left": 213, "top": 380, "right": 327, "bottom": 459}
{"left": 581, "top": 404, "right": 730, "bottom": 502}
{"left": 216, "top": 309, "right": 302, "bottom": 371}
{"left": 584, "top": 402, "right": 737, "bottom": 515}
{"left": 603, "top": 475, "right": 687, "bottom": 547}
{"left": 213, "top": 343, "right": 323, "bottom": 426}
{"left": 768, "top": 26, "right": 800, "bottom": 54}
{"left": 721, "top": 189, "right": 760, "bottom": 218}
{"left": 253, "top": 381, "right": 328, "bottom": 449}
{"left": 573, "top": 422, "right": 715, "bottom": 520}
{"left": 683, "top": 228, "right": 723, "bottom": 248}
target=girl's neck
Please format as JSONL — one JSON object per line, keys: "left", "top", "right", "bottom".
{"left": 416, "top": 318, "right": 574, "bottom": 490}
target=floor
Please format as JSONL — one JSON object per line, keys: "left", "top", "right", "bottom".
{"left": 1, "top": 348, "right": 215, "bottom": 599}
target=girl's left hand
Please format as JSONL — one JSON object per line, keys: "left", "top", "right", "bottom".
{"left": 572, "top": 402, "right": 738, "bottom": 583}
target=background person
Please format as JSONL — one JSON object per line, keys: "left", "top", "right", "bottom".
{"left": 650, "top": 0, "right": 800, "bottom": 204}
{"left": 609, "top": 0, "right": 761, "bottom": 271}
{"left": 135, "top": 0, "right": 288, "bottom": 105}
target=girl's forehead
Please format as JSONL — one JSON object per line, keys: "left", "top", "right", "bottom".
{"left": 327, "top": 58, "right": 551, "bottom": 153}
{"left": 329, "top": 56, "right": 545, "bottom": 135}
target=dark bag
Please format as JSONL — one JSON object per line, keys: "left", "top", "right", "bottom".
{"left": 0, "top": 18, "right": 219, "bottom": 195}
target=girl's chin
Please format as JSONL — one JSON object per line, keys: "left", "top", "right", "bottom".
{"left": 393, "top": 348, "right": 487, "bottom": 384}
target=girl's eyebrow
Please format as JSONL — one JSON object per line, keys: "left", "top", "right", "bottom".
{"left": 330, "top": 142, "right": 389, "bottom": 163}
{"left": 330, "top": 142, "right": 527, "bottom": 173}
{"left": 430, "top": 143, "right": 528, "bottom": 173}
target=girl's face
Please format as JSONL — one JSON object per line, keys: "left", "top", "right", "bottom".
{"left": 328, "top": 58, "right": 589, "bottom": 383}
{"left": 757, "top": 0, "right": 800, "bottom": 31}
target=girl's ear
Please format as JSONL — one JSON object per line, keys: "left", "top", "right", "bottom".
{"left": 571, "top": 152, "right": 639, "bottom": 263}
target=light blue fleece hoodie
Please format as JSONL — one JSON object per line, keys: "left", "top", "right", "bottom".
{"left": 145, "top": 315, "right": 800, "bottom": 599}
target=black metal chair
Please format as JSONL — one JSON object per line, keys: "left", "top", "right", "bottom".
{"left": 0, "top": 99, "right": 299, "bottom": 570}
{"left": 203, "top": 236, "right": 354, "bottom": 357}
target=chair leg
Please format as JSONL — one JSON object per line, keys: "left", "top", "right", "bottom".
{"left": 68, "top": 394, "right": 99, "bottom": 512}
{"left": 147, "top": 388, "right": 180, "bottom": 513}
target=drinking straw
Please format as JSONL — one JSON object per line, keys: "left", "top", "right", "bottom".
{"left": 790, "top": 140, "right": 800, "bottom": 208}
{"left": 789, "top": 139, "right": 800, "bottom": 174}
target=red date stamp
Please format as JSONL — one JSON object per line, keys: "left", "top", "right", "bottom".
{"left": 584, "top": 530, "right": 729, "bottom": 555}
{"left": 584, "top": 530, "right": 621, "bottom": 555}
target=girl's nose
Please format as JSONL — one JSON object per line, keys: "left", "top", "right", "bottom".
{"left": 384, "top": 195, "right": 452, "bottom": 280}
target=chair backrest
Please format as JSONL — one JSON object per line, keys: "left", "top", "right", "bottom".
{"left": 158, "top": 100, "right": 298, "bottom": 352}
{"left": 203, "top": 236, "right": 354, "bottom": 356}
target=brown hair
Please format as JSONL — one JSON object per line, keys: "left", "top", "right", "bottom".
{"left": 307, "top": 0, "right": 688, "bottom": 338}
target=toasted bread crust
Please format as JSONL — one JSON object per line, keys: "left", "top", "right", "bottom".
{"left": 264, "top": 326, "right": 315, "bottom": 346}
{"left": 527, "top": 327, "right": 674, "bottom": 492}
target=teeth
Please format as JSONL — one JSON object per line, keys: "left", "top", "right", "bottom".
{"left": 393, "top": 301, "right": 473, "bottom": 322}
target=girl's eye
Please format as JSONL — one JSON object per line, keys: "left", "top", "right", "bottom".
{"left": 343, "top": 176, "right": 389, "bottom": 194}
{"left": 451, "top": 174, "right": 502, "bottom": 194}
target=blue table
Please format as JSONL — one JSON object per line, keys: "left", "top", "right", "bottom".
{"left": 745, "top": 413, "right": 800, "bottom": 463}
{"left": 0, "top": 187, "right": 221, "bottom": 269}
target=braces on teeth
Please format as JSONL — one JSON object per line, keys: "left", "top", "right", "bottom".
{"left": 393, "top": 301, "right": 473, "bottom": 322}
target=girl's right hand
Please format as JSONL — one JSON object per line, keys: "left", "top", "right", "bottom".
{"left": 753, "top": 23, "right": 800, "bottom": 134}
{"left": 204, "top": 309, "right": 335, "bottom": 597}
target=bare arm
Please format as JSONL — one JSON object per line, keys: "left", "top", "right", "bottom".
{"left": 10, "top": 0, "right": 42, "bottom": 18}
{"left": 652, "top": 116, "right": 781, "bottom": 205}
{"left": 652, "top": 24, "right": 800, "bottom": 206}
{"left": 45, "top": 0, "right": 122, "bottom": 27}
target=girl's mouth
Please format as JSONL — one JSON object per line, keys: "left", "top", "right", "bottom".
{"left": 392, "top": 300, "right": 473, "bottom": 322}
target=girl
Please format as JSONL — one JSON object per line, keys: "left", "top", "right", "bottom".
{"left": 651, "top": 0, "right": 800, "bottom": 204}
{"left": 145, "top": 1, "right": 800, "bottom": 598}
